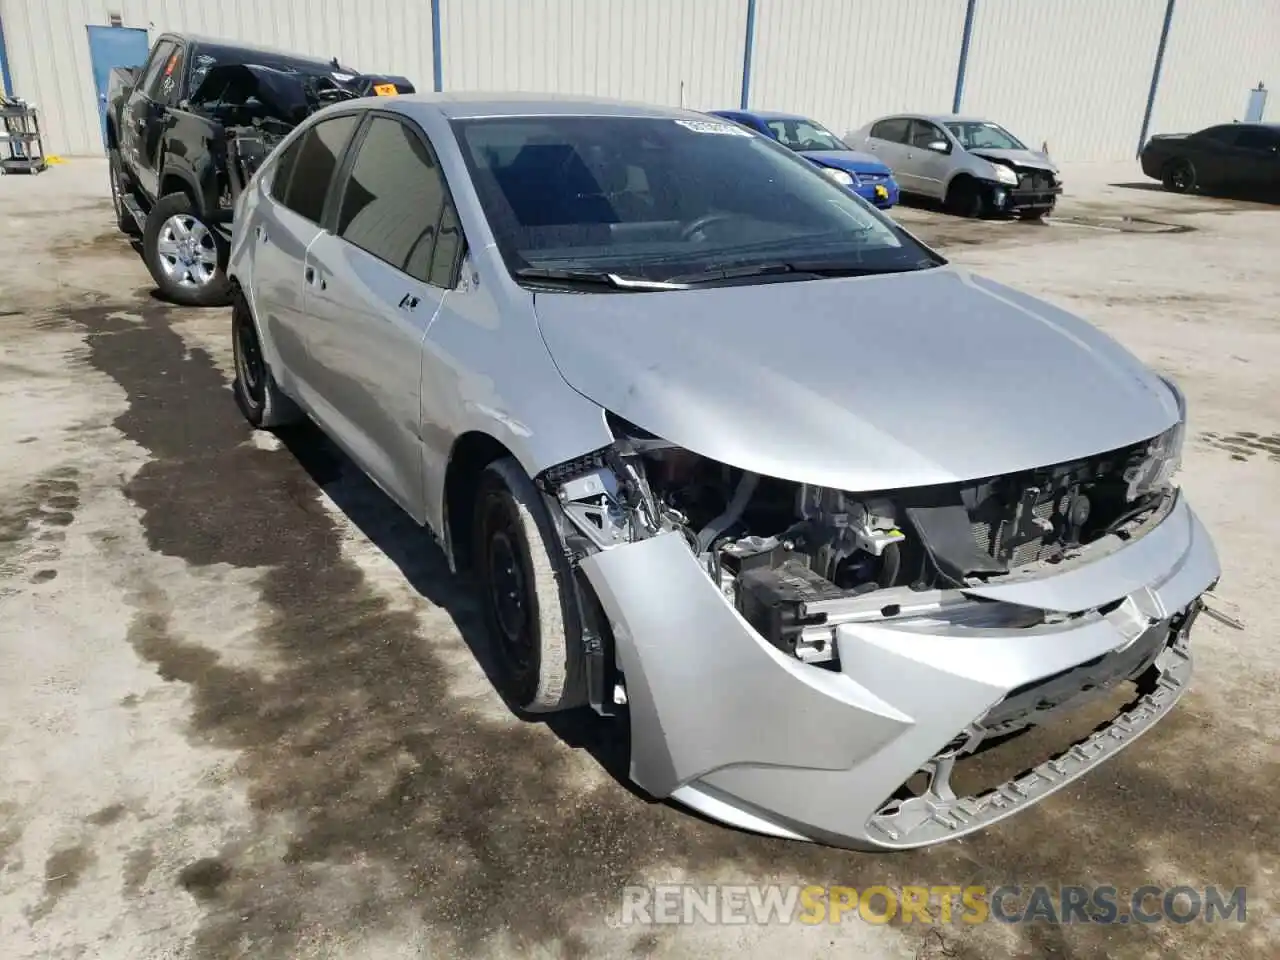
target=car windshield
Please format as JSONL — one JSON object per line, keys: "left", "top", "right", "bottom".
{"left": 451, "top": 115, "right": 940, "bottom": 287}
{"left": 765, "top": 117, "right": 847, "bottom": 152}
{"left": 945, "top": 121, "right": 1027, "bottom": 151}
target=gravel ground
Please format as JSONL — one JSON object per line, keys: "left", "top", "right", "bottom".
{"left": 1, "top": 159, "right": 1277, "bottom": 960}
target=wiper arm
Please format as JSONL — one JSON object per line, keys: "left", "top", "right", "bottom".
{"left": 665, "top": 262, "right": 801, "bottom": 284}
{"left": 667, "top": 260, "right": 934, "bottom": 284}
{"left": 515, "top": 266, "right": 689, "bottom": 291}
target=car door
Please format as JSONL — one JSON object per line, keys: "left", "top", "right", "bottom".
{"left": 301, "top": 113, "right": 464, "bottom": 518}
{"left": 905, "top": 119, "right": 954, "bottom": 198}
{"left": 862, "top": 118, "right": 912, "bottom": 184}
{"left": 1233, "top": 126, "right": 1280, "bottom": 193}
{"left": 249, "top": 113, "right": 361, "bottom": 401}
{"left": 123, "top": 39, "right": 175, "bottom": 197}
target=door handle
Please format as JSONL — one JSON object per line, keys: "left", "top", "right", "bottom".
{"left": 398, "top": 293, "right": 420, "bottom": 310}
{"left": 256, "top": 225, "right": 269, "bottom": 244}
{"left": 304, "top": 266, "right": 327, "bottom": 290}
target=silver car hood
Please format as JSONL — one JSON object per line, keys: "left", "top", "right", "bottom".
{"left": 534, "top": 267, "right": 1178, "bottom": 492}
{"left": 968, "top": 147, "right": 1058, "bottom": 172}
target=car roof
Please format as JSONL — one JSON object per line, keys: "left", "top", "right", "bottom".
{"left": 172, "top": 34, "right": 341, "bottom": 69}
{"left": 343, "top": 92, "right": 719, "bottom": 122}
{"left": 730, "top": 109, "right": 818, "bottom": 123}
{"left": 871, "top": 113, "right": 993, "bottom": 125}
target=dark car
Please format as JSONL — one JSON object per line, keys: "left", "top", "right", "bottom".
{"left": 105, "top": 33, "right": 413, "bottom": 306}
{"left": 1140, "top": 122, "right": 1280, "bottom": 198}
{"left": 708, "top": 109, "right": 900, "bottom": 209}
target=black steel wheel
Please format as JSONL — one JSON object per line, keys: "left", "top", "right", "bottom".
{"left": 1163, "top": 158, "right": 1196, "bottom": 193}
{"left": 231, "top": 288, "right": 302, "bottom": 429}
{"left": 472, "top": 458, "right": 586, "bottom": 714}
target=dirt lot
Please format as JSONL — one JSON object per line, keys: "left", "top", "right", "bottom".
{"left": 1, "top": 160, "right": 1277, "bottom": 960}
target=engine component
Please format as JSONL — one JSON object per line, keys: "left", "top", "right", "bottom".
{"left": 736, "top": 559, "right": 847, "bottom": 663}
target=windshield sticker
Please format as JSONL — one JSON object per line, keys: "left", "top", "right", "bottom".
{"left": 674, "top": 119, "right": 751, "bottom": 137}
{"left": 373, "top": 83, "right": 399, "bottom": 96}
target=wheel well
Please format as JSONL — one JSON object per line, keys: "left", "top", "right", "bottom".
{"left": 946, "top": 173, "right": 976, "bottom": 199}
{"left": 445, "top": 432, "right": 516, "bottom": 571}
{"left": 161, "top": 174, "right": 197, "bottom": 205}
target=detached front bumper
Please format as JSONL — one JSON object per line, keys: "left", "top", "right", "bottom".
{"left": 991, "top": 182, "right": 1063, "bottom": 213}
{"left": 579, "top": 493, "right": 1219, "bottom": 850}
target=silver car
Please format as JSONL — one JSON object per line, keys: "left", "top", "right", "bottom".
{"left": 847, "top": 113, "right": 1062, "bottom": 219}
{"left": 228, "top": 94, "right": 1219, "bottom": 850}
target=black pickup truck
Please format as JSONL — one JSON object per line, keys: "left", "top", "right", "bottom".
{"left": 106, "top": 33, "right": 414, "bottom": 305}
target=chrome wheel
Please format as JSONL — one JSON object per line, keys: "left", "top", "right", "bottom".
{"left": 154, "top": 214, "right": 219, "bottom": 288}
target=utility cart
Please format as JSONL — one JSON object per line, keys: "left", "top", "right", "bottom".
{"left": 1, "top": 98, "right": 48, "bottom": 175}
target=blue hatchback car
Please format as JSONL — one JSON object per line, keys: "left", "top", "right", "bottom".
{"left": 708, "top": 109, "right": 900, "bottom": 209}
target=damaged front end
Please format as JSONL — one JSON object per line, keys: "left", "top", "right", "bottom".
{"left": 189, "top": 63, "right": 416, "bottom": 207}
{"left": 536, "top": 395, "right": 1219, "bottom": 849}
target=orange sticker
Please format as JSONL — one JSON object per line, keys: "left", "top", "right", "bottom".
{"left": 164, "top": 53, "right": 178, "bottom": 76}
{"left": 373, "top": 83, "right": 398, "bottom": 97}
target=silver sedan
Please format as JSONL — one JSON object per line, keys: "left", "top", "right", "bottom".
{"left": 227, "top": 94, "right": 1219, "bottom": 850}
{"left": 846, "top": 113, "right": 1062, "bottom": 218}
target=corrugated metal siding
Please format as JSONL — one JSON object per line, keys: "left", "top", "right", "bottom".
{"left": 749, "top": 0, "right": 967, "bottom": 139}
{"left": 961, "top": 0, "right": 1167, "bottom": 161}
{"left": 0, "top": 0, "right": 434, "bottom": 156}
{"left": 440, "top": 0, "right": 747, "bottom": 109}
{"left": 1150, "top": 0, "right": 1280, "bottom": 135}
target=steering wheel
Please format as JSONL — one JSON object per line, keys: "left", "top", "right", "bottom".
{"left": 680, "top": 212, "right": 740, "bottom": 243}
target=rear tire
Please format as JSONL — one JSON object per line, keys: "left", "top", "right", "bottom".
{"left": 231, "top": 287, "right": 302, "bottom": 429}
{"left": 1163, "top": 158, "right": 1196, "bottom": 194}
{"left": 143, "top": 192, "right": 232, "bottom": 307}
{"left": 946, "top": 177, "right": 986, "bottom": 218}
{"left": 108, "top": 148, "right": 141, "bottom": 237}
{"left": 472, "top": 457, "right": 586, "bottom": 714}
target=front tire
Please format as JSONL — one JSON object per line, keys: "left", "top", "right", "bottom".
{"left": 143, "top": 192, "right": 232, "bottom": 306}
{"left": 946, "top": 177, "right": 987, "bottom": 218}
{"left": 473, "top": 458, "right": 586, "bottom": 714}
{"left": 231, "top": 288, "right": 302, "bottom": 429}
{"left": 1163, "top": 158, "right": 1196, "bottom": 194}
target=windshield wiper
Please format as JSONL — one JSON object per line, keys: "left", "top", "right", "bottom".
{"left": 515, "top": 266, "right": 689, "bottom": 291}
{"left": 667, "top": 259, "right": 938, "bottom": 285}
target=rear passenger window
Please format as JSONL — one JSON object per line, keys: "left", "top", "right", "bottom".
{"left": 337, "top": 116, "right": 458, "bottom": 286}
{"left": 269, "top": 135, "right": 302, "bottom": 200}
{"left": 1235, "top": 127, "right": 1278, "bottom": 150}
{"left": 281, "top": 115, "right": 359, "bottom": 223}
{"left": 871, "top": 118, "right": 909, "bottom": 143}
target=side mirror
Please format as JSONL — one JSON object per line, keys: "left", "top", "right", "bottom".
{"left": 926, "top": 139, "right": 950, "bottom": 153}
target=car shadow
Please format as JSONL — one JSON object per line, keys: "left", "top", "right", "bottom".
{"left": 1110, "top": 180, "right": 1280, "bottom": 205}
{"left": 272, "top": 419, "right": 645, "bottom": 798}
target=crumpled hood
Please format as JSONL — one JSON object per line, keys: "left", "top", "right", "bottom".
{"left": 534, "top": 267, "right": 1178, "bottom": 492}
{"left": 798, "top": 149, "right": 891, "bottom": 176}
{"left": 969, "top": 147, "right": 1058, "bottom": 173}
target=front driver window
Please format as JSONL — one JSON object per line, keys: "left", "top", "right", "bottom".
{"left": 337, "top": 116, "right": 460, "bottom": 287}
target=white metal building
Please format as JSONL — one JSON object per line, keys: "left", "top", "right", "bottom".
{"left": 1, "top": 0, "right": 1277, "bottom": 162}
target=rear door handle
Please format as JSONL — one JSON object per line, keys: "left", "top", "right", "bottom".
{"left": 398, "top": 293, "right": 420, "bottom": 310}
{"left": 304, "top": 266, "right": 326, "bottom": 290}
{"left": 256, "top": 225, "right": 269, "bottom": 244}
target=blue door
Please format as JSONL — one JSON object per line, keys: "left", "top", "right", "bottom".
{"left": 86, "top": 25, "right": 150, "bottom": 152}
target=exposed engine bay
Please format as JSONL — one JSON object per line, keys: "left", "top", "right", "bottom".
{"left": 187, "top": 63, "right": 416, "bottom": 206}
{"left": 542, "top": 412, "right": 1182, "bottom": 667}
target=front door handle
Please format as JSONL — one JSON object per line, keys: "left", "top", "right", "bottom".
{"left": 398, "top": 293, "right": 420, "bottom": 310}
{"left": 256, "top": 225, "right": 269, "bottom": 244}
{"left": 304, "top": 266, "right": 326, "bottom": 290}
